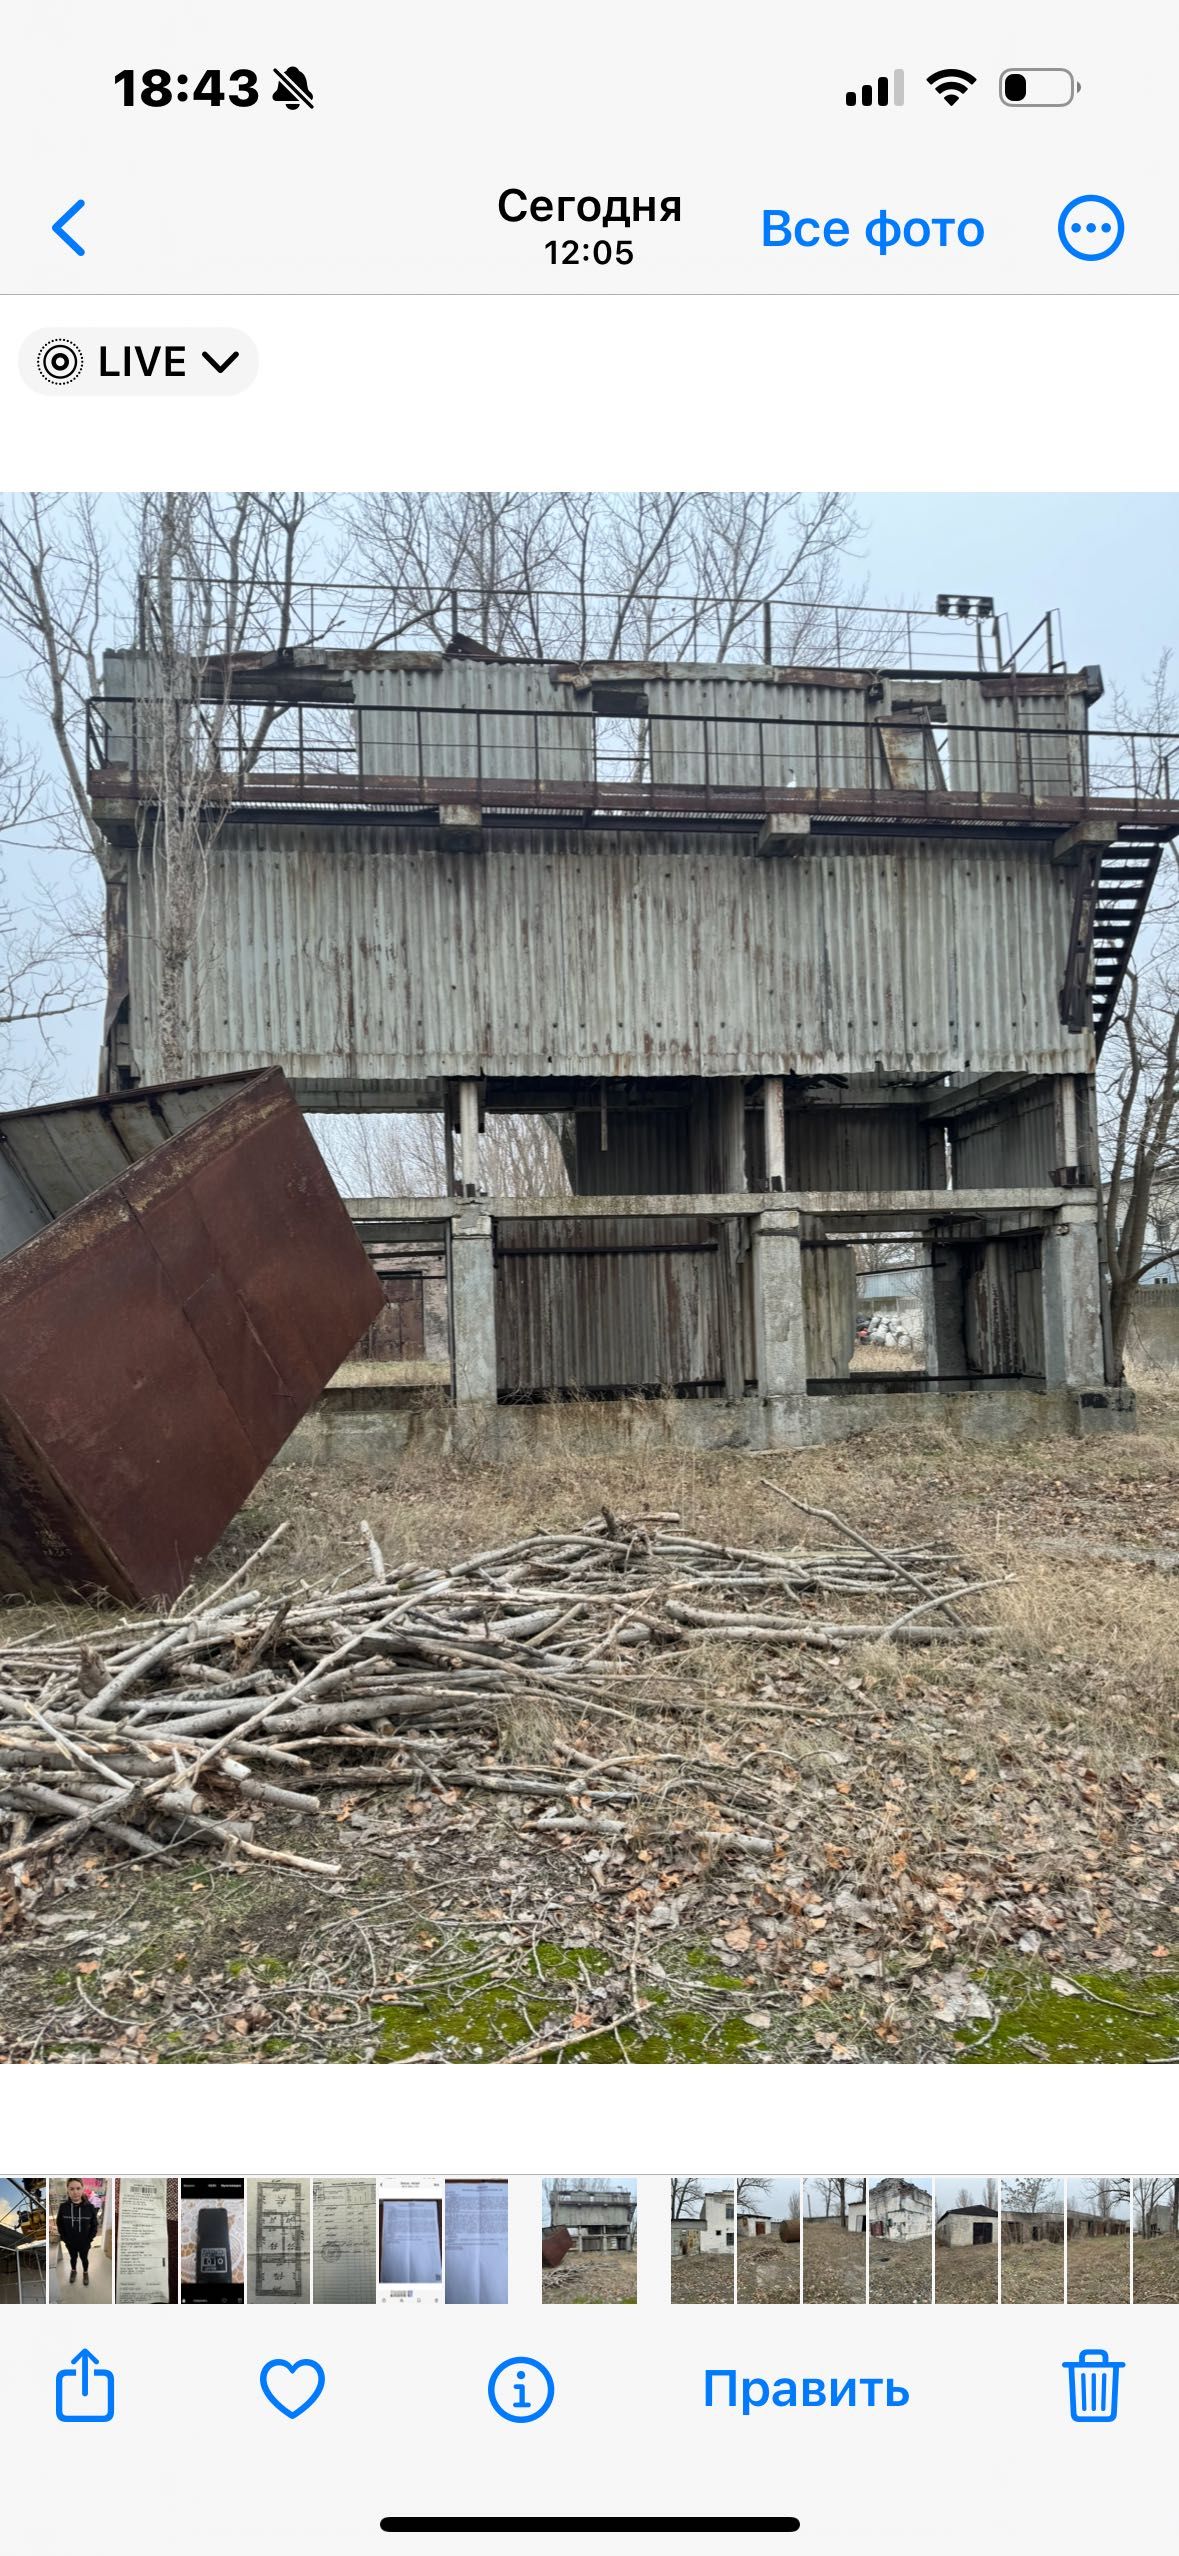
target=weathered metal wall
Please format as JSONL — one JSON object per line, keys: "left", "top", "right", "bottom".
{"left": 0, "top": 1070, "right": 383, "bottom": 1602}
{"left": 780, "top": 1108, "right": 929, "bottom": 1191}
{"left": 952, "top": 1083, "right": 1059, "bottom": 1187}
{"left": 963, "top": 1236, "right": 1045, "bottom": 1378}
{"left": 123, "top": 828, "right": 1094, "bottom": 1091}
{"left": 494, "top": 1215, "right": 728, "bottom": 1396}
{"left": 802, "top": 1244, "right": 856, "bottom": 1380}
{"left": 0, "top": 1073, "right": 252, "bottom": 1256}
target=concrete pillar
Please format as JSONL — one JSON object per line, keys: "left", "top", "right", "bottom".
{"left": 449, "top": 1211, "right": 497, "bottom": 1404}
{"left": 1041, "top": 1209, "right": 1105, "bottom": 1389}
{"left": 927, "top": 1242, "right": 967, "bottom": 1379}
{"left": 752, "top": 1208, "right": 808, "bottom": 1398}
{"left": 763, "top": 1076, "right": 786, "bottom": 1191}
{"left": 457, "top": 1079, "right": 481, "bottom": 1197}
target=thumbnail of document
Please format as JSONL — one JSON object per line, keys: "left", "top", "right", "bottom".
{"left": 312, "top": 2178, "right": 376, "bottom": 2305}
{"left": 445, "top": 2180, "right": 509, "bottom": 2304}
{"left": 379, "top": 2196, "right": 443, "bottom": 2291}
{"left": 249, "top": 2177, "right": 311, "bottom": 2304}
{"left": 116, "top": 2177, "right": 171, "bottom": 2305}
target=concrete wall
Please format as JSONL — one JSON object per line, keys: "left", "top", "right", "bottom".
{"left": 1127, "top": 1285, "right": 1179, "bottom": 1366}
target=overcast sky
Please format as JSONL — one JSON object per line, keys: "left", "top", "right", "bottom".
{"left": 1, "top": 491, "right": 1173, "bottom": 1107}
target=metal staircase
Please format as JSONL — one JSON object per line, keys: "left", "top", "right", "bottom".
{"left": 1091, "top": 832, "right": 1165, "bottom": 1050}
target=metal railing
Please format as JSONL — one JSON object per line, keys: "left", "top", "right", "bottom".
{"left": 88, "top": 697, "right": 1179, "bottom": 820}
{"left": 130, "top": 581, "right": 1044, "bottom": 672}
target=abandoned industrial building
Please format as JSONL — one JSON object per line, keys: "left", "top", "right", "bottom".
{"left": 546, "top": 2188, "right": 636, "bottom": 2253}
{"left": 936, "top": 2206, "right": 997, "bottom": 2248}
{"left": 84, "top": 591, "right": 1179, "bottom": 1452}
{"left": 848, "top": 2179, "right": 933, "bottom": 2241}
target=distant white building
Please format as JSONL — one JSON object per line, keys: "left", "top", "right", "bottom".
{"left": 936, "top": 2206, "right": 998, "bottom": 2249}
{"left": 672, "top": 2191, "right": 736, "bottom": 2255}
{"left": 848, "top": 2179, "right": 932, "bottom": 2241}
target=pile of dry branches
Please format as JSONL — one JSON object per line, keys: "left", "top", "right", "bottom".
{"left": 0, "top": 1491, "right": 1000, "bottom": 1882}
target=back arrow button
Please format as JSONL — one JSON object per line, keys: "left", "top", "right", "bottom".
{"left": 52, "top": 199, "right": 86, "bottom": 257}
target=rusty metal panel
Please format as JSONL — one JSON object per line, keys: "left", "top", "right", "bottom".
{"left": 495, "top": 1214, "right": 724, "bottom": 1396}
{"left": 124, "top": 827, "right": 1095, "bottom": 1090}
{"left": 0, "top": 1069, "right": 383, "bottom": 1602}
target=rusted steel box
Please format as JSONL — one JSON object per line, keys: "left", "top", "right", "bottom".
{"left": 0, "top": 1069, "right": 384, "bottom": 1602}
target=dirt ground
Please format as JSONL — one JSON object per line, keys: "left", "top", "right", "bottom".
{"left": 933, "top": 2241, "right": 998, "bottom": 2304}
{"left": 1066, "top": 2234, "right": 1130, "bottom": 2304}
{"left": 1132, "top": 2236, "right": 1179, "bottom": 2303}
{"left": 542, "top": 2250, "right": 637, "bottom": 2305}
{"left": 671, "top": 2248, "right": 735, "bottom": 2304}
{"left": 3, "top": 1394, "right": 1178, "bottom": 2065}
{"left": 1000, "top": 2242, "right": 1065, "bottom": 2303}
{"left": 736, "top": 2236, "right": 800, "bottom": 2304}
{"left": 868, "top": 2235, "right": 933, "bottom": 2304}
{"left": 802, "top": 2217, "right": 866, "bottom": 2304}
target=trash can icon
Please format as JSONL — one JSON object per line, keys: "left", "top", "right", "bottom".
{"left": 1063, "top": 2348, "right": 1124, "bottom": 2423}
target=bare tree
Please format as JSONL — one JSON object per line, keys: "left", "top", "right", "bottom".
{"left": 670, "top": 2178, "right": 704, "bottom": 2222}
{"left": 0, "top": 726, "right": 92, "bottom": 1098}
{"left": 312, "top": 1105, "right": 569, "bottom": 1201}
{"left": 0, "top": 490, "right": 317, "bottom": 1086}
{"left": 336, "top": 489, "right": 867, "bottom": 667}
{"left": 734, "top": 2177, "right": 769, "bottom": 2212}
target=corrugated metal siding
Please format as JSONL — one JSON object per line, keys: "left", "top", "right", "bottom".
{"left": 781, "top": 1109, "right": 928, "bottom": 1190}
{"left": 495, "top": 1215, "right": 724, "bottom": 1395}
{"left": 802, "top": 1245, "right": 856, "bottom": 1380}
{"left": 953, "top": 1084, "right": 1059, "bottom": 1186}
{"left": 963, "top": 1236, "right": 1045, "bottom": 1378}
{"left": 125, "top": 828, "right": 1094, "bottom": 1088}
{"left": 354, "top": 660, "right": 592, "bottom": 786}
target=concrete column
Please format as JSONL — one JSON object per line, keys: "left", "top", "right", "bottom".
{"left": 457, "top": 1079, "right": 481, "bottom": 1197}
{"left": 927, "top": 1242, "right": 967, "bottom": 1379}
{"left": 763, "top": 1076, "right": 786, "bottom": 1191}
{"left": 752, "top": 1208, "right": 808, "bottom": 1398}
{"left": 1041, "top": 1209, "right": 1105, "bottom": 1389}
{"left": 449, "top": 1211, "right": 497, "bottom": 1404}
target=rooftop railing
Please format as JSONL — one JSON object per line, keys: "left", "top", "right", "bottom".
{"left": 129, "top": 583, "right": 1065, "bottom": 674}
{"left": 88, "top": 698, "right": 1178, "bottom": 827}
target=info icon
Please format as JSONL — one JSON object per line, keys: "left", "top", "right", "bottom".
{"left": 37, "top": 338, "right": 83, "bottom": 387}
{"left": 487, "top": 2356, "right": 555, "bottom": 2424}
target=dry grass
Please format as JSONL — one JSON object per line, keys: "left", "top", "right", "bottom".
{"left": 327, "top": 1357, "right": 449, "bottom": 1391}
{"left": 1133, "top": 2236, "right": 1179, "bottom": 2303}
{"left": 849, "top": 1343, "right": 923, "bottom": 1374}
{"left": 1066, "top": 2235, "right": 1130, "bottom": 2305}
{"left": 868, "top": 2235, "right": 933, "bottom": 2304}
{"left": 934, "top": 2241, "right": 998, "bottom": 2304}
{"left": 1000, "top": 2242, "right": 1065, "bottom": 2304}
{"left": 736, "top": 2237, "right": 801, "bottom": 2305}
{"left": 802, "top": 2218, "right": 866, "bottom": 2304}
{"left": 542, "top": 2251, "right": 637, "bottom": 2305}
{"left": 671, "top": 2250, "right": 735, "bottom": 2304}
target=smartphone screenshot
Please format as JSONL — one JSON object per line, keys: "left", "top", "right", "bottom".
{"left": 0, "top": 7, "right": 1175, "bottom": 2549}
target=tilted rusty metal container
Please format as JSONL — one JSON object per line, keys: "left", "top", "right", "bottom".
{"left": 0, "top": 1069, "right": 383, "bottom": 1603}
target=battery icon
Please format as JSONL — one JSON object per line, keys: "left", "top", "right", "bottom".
{"left": 1000, "top": 68, "right": 1078, "bottom": 106}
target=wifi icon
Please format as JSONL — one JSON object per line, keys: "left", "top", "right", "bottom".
{"left": 927, "top": 67, "right": 976, "bottom": 105}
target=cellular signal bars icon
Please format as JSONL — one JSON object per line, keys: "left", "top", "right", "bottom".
{"left": 846, "top": 72, "right": 905, "bottom": 107}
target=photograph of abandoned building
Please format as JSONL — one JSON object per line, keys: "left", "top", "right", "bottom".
{"left": 670, "top": 2175, "right": 739, "bottom": 2303}
{"left": 735, "top": 2178, "right": 801, "bottom": 2306}
{"left": 999, "top": 2177, "right": 1066, "bottom": 2303}
{"left": 801, "top": 2178, "right": 868, "bottom": 2303}
{"left": 0, "top": 489, "right": 1177, "bottom": 2071}
{"left": 1132, "top": 2176, "right": 1179, "bottom": 2303}
{"left": 0, "top": 2176, "right": 46, "bottom": 2304}
{"left": 859, "top": 2175, "right": 934, "bottom": 2304}
{"left": 542, "top": 2178, "right": 638, "bottom": 2304}
{"left": 1063, "top": 2178, "right": 1131, "bottom": 2304}
{"left": 933, "top": 2181, "right": 999, "bottom": 2304}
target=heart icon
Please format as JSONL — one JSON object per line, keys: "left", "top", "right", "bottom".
{"left": 259, "top": 2358, "right": 326, "bottom": 2420}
